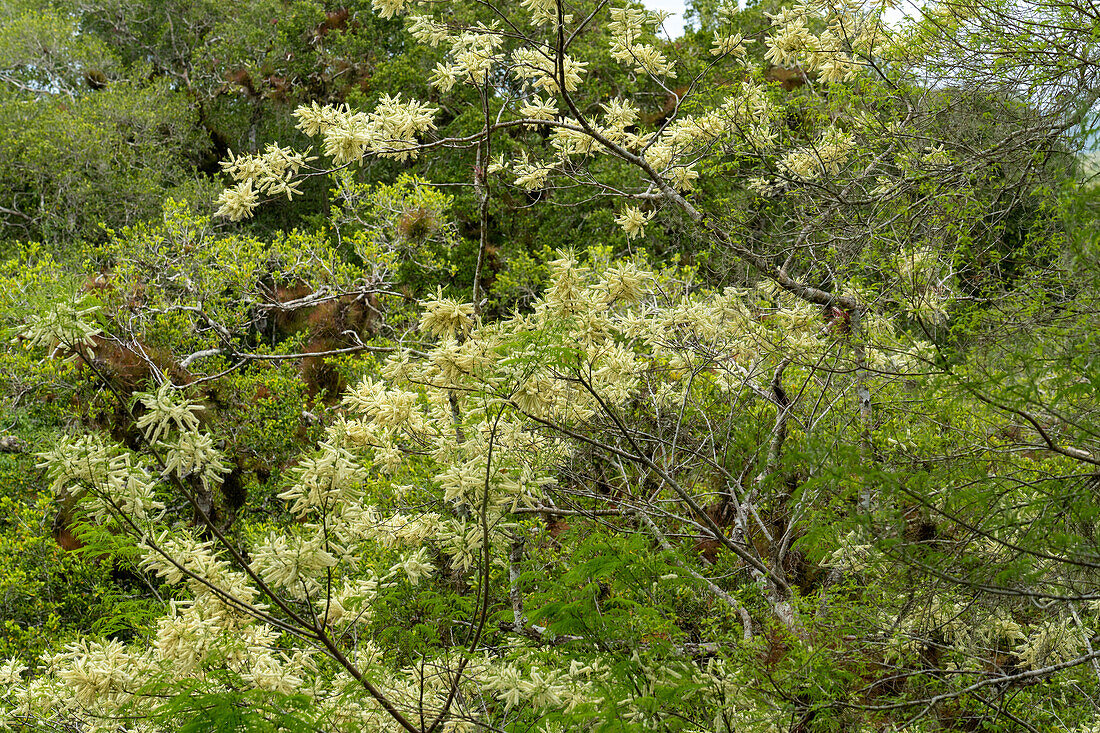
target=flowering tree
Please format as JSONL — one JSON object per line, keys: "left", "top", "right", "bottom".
{"left": 7, "top": 0, "right": 1100, "bottom": 730}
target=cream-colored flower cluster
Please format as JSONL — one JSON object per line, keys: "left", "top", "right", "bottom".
{"left": 712, "top": 31, "right": 750, "bottom": 58}
{"left": 17, "top": 295, "right": 102, "bottom": 360}
{"left": 289, "top": 95, "right": 437, "bottom": 168}
{"left": 483, "top": 660, "right": 568, "bottom": 710}
{"left": 880, "top": 595, "right": 1085, "bottom": 674}
{"left": 93, "top": 453, "right": 163, "bottom": 523}
{"left": 251, "top": 532, "right": 339, "bottom": 600}
{"left": 823, "top": 529, "right": 882, "bottom": 573}
{"left": 214, "top": 179, "right": 260, "bottom": 221}
{"left": 629, "top": 83, "right": 774, "bottom": 193}
{"left": 519, "top": 0, "right": 559, "bottom": 24}
{"left": 140, "top": 530, "right": 257, "bottom": 604}
{"left": 406, "top": 13, "right": 452, "bottom": 46}
{"left": 609, "top": 5, "right": 676, "bottom": 77}
{"left": 37, "top": 435, "right": 165, "bottom": 525}
{"left": 8, "top": 525, "right": 317, "bottom": 722}
{"left": 764, "top": 9, "right": 816, "bottom": 67}
{"left": 615, "top": 206, "right": 655, "bottom": 240}
{"left": 764, "top": 0, "right": 883, "bottom": 84}
{"left": 512, "top": 45, "right": 587, "bottom": 94}
{"left": 162, "top": 427, "right": 229, "bottom": 489}
{"left": 778, "top": 127, "right": 856, "bottom": 180}
{"left": 419, "top": 289, "right": 476, "bottom": 339}
{"left": 52, "top": 638, "right": 146, "bottom": 708}
{"left": 1015, "top": 618, "right": 1083, "bottom": 670}
{"left": 427, "top": 26, "right": 505, "bottom": 92}
{"left": 511, "top": 151, "right": 555, "bottom": 191}
{"left": 37, "top": 434, "right": 112, "bottom": 497}
{"left": 702, "top": 658, "right": 788, "bottom": 732}
{"left": 277, "top": 441, "right": 368, "bottom": 518}
{"left": 549, "top": 120, "right": 600, "bottom": 158}
{"left": 372, "top": 0, "right": 411, "bottom": 20}
{"left": 369, "top": 94, "right": 439, "bottom": 162}
{"left": 518, "top": 95, "right": 558, "bottom": 120}
{"left": 215, "top": 143, "right": 315, "bottom": 220}
{"left": 135, "top": 383, "right": 204, "bottom": 443}
{"left": 895, "top": 245, "right": 953, "bottom": 324}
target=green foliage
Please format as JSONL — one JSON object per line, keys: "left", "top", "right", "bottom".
{"left": 0, "top": 488, "right": 126, "bottom": 661}
{"left": 330, "top": 172, "right": 467, "bottom": 297}
{"left": 0, "top": 76, "right": 214, "bottom": 248}
{"left": 151, "top": 684, "right": 318, "bottom": 732}
{"left": 528, "top": 532, "right": 694, "bottom": 646}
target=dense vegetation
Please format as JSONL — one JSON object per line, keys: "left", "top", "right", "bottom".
{"left": 1, "top": 0, "right": 1100, "bottom": 730}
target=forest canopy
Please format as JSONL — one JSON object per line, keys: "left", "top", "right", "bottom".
{"left": 1, "top": 0, "right": 1100, "bottom": 731}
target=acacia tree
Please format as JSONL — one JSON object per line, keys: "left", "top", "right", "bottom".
{"left": 6, "top": 0, "right": 1100, "bottom": 730}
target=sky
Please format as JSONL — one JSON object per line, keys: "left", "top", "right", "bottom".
{"left": 647, "top": 0, "right": 688, "bottom": 38}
